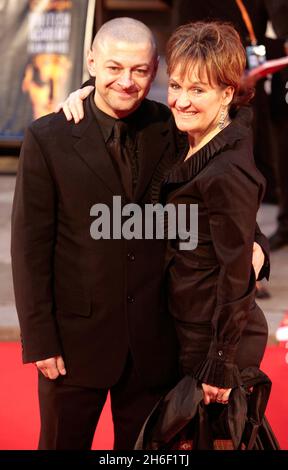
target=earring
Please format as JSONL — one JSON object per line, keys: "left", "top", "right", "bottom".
{"left": 218, "top": 106, "right": 227, "bottom": 130}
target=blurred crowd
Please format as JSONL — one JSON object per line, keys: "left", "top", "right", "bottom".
{"left": 164, "top": 0, "right": 288, "bottom": 253}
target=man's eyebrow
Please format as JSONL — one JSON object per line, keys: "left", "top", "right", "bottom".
{"left": 133, "top": 64, "right": 150, "bottom": 68}
{"left": 104, "top": 60, "right": 122, "bottom": 66}
{"left": 104, "top": 60, "right": 150, "bottom": 68}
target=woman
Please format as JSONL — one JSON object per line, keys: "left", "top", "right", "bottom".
{"left": 159, "top": 21, "right": 269, "bottom": 406}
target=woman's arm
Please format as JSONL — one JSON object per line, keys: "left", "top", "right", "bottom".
{"left": 195, "top": 164, "right": 263, "bottom": 390}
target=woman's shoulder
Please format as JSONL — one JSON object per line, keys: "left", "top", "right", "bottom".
{"left": 199, "top": 124, "right": 264, "bottom": 188}
{"left": 196, "top": 138, "right": 266, "bottom": 208}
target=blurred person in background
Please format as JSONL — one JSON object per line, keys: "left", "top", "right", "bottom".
{"left": 265, "top": 1, "right": 288, "bottom": 251}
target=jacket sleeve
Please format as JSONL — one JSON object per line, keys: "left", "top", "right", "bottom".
{"left": 11, "top": 126, "right": 62, "bottom": 363}
{"left": 194, "top": 165, "right": 261, "bottom": 389}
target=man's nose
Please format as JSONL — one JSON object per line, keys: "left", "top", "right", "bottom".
{"left": 118, "top": 71, "right": 134, "bottom": 89}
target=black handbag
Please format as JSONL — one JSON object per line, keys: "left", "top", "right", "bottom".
{"left": 134, "top": 368, "right": 280, "bottom": 450}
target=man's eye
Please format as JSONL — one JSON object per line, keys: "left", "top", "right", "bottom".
{"left": 108, "top": 67, "right": 120, "bottom": 72}
{"left": 135, "top": 69, "right": 148, "bottom": 75}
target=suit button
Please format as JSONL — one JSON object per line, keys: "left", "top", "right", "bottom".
{"left": 218, "top": 350, "right": 223, "bottom": 357}
{"left": 127, "top": 295, "right": 135, "bottom": 303}
{"left": 127, "top": 252, "right": 135, "bottom": 261}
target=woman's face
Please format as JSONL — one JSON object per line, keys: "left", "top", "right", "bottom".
{"left": 168, "top": 64, "right": 233, "bottom": 139}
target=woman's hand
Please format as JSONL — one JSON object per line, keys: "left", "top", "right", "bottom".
{"left": 54, "top": 85, "right": 94, "bottom": 123}
{"left": 252, "top": 241, "right": 265, "bottom": 280}
{"left": 202, "top": 383, "right": 232, "bottom": 405}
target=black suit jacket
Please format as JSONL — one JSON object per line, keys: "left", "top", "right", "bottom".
{"left": 11, "top": 97, "right": 181, "bottom": 389}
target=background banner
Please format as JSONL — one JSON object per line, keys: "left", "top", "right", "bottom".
{"left": 0, "top": 0, "right": 95, "bottom": 141}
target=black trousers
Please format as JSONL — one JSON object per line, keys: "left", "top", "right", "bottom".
{"left": 38, "top": 353, "right": 168, "bottom": 450}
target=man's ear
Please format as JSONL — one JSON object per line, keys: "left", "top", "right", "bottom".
{"left": 87, "top": 49, "right": 96, "bottom": 77}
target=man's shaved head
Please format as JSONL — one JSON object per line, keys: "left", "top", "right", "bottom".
{"left": 92, "top": 17, "right": 158, "bottom": 57}
{"left": 87, "top": 17, "right": 159, "bottom": 118}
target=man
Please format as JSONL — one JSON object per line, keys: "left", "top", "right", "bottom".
{"left": 11, "top": 17, "right": 268, "bottom": 450}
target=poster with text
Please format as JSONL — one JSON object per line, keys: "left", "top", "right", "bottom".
{"left": 0, "top": 0, "right": 95, "bottom": 141}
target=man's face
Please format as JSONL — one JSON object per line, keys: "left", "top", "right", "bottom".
{"left": 87, "top": 38, "right": 158, "bottom": 118}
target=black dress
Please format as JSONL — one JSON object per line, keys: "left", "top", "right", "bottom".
{"left": 162, "top": 107, "right": 268, "bottom": 389}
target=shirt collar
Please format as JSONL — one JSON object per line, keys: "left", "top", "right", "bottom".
{"left": 88, "top": 93, "right": 115, "bottom": 143}
{"left": 88, "top": 92, "right": 142, "bottom": 142}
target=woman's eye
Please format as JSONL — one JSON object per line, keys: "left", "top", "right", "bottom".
{"left": 169, "top": 83, "right": 180, "bottom": 90}
{"left": 193, "top": 88, "right": 203, "bottom": 94}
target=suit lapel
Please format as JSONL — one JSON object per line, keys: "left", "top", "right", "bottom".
{"left": 72, "top": 97, "right": 172, "bottom": 201}
{"left": 72, "top": 99, "right": 124, "bottom": 196}
{"left": 135, "top": 121, "right": 170, "bottom": 202}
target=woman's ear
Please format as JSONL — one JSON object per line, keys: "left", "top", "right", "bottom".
{"left": 87, "top": 49, "right": 96, "bottom": 77}
{"left": 222, "top": 86, "right": 234, "bottom": 106}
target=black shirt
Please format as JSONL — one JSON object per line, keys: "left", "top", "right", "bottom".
{"left": 88, "top": 92, "right": 139, "bottom": 198}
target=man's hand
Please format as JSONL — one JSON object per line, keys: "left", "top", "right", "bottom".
{"left": 252, "top": 241, "right": 265, "bottom": 280}
{"left": 54, "top": 85, "right": 94, "bottom": 123}
{"left": 35, "top": 355, "right": 66, "bottom": 380}
{"left": 202, "top": 383, "right": 231, "bottom": 405}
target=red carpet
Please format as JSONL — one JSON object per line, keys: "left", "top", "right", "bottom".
{"left": 0, "top": 343, "right": 113, "bottom": 450}
{"left": 0, "top": 342, "right": 287, "bottom": 450}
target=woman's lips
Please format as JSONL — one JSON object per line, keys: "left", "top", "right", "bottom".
{"left": 176, "top": 109, "right": 198, "bottom": 116}
{"left": 176, "top": 110, "right": 198, "bottom": 117}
